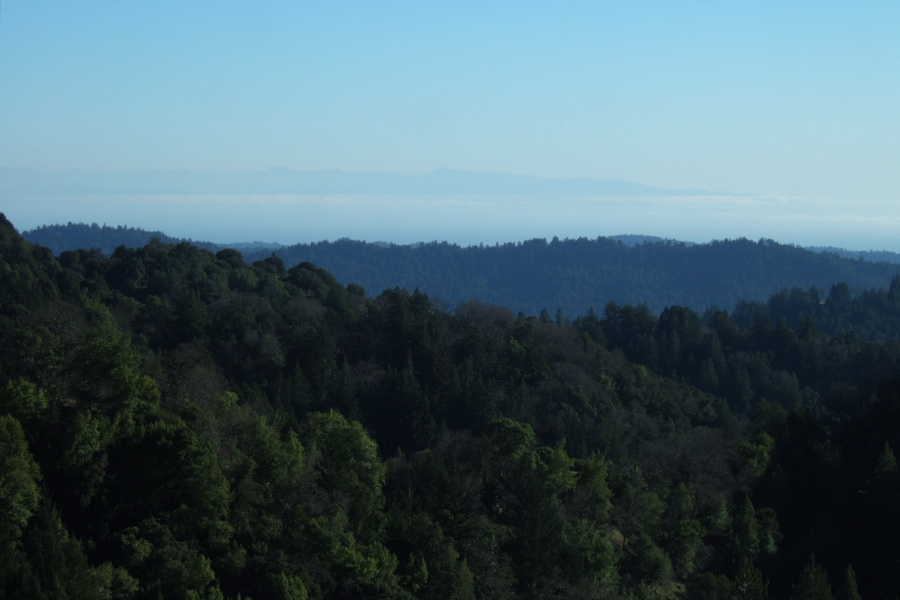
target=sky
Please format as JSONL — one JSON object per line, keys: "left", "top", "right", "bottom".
{"left": 2, "top": 2, "right": 900, "bottom": 248}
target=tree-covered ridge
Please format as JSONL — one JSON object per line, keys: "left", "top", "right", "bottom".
{"left": 24, "top": 222, "right": 900, "bottom": 316}
{"left": 238, "top": 237, "right": 900, "bottom": 316}
{"left": 0, "top": 212, "right": 898, "bottom": 598}
{"left": 805, "top": 246, "right": 900, "bottom": 264}
{"left": 23, "top": 222, "right": 222, "bottom": 255}
{"left": 22, "top": 222, "right": 284, "bottom": 257}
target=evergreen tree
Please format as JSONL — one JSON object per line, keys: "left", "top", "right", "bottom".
{"left": 730, "top": 495, "right": 760, "bottom": 562}
{"left": 874, "top": 441, "right": 897, "bottom": 480}
{"left": 793, "top": 555, "right": 834, "bottom": 600}
{"left": 837, "top": 565, "right": 861, "bottom": 600}
{"left": 731, "top": 558, "right": 767, "bottom": 600}
{"left": 0, "top": 415, "right": 42, "bottom": 590}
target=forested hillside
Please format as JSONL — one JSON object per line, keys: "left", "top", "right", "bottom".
{"left": 22, "top": 223, "right": 900, "bottom": 315}
{"left": 805, "top": 246, "right": 900, "bottom": 264}
{"left": 22, "top": 222, "right": 222, "bottom": 255}
{"left": 22, "top": 223, "right": 282, "bottom": 256}
{"left": 241, "top": 236, "right": 900, "bottom": 315}
{"left": 4, "top": 212, "right": 900, "bottom": 598}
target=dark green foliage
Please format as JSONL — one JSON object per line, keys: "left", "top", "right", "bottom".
{"left": 732, "top": 558, "right": 767, "bottom": 600}
{"left": 837, "top": 565, "right": 861, "bottom": 600}
{"left": 0, "top": 415, "right": 42, "bottom": 590}
{"left": 792, "top": 555, "right": 833, "bottom": 600}
{"left": 27, "top": 223, "right": 900, "bottom": 317}
{"left": 301, "top": 410, "right": 386, "bottom": 540}
{"left": 8, "top": 215, "right": 900, "bottom": 597}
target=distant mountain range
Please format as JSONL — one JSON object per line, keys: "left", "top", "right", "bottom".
{"left": 0, "top": 167, "right": 735, "bottom": 197}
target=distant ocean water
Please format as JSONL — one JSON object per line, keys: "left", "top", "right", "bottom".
{"left": 5, "top": 193, "right": 898, "bottom": 251}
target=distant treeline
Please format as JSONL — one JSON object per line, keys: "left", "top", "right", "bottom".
{"left": 22, "top": 222, "right": 282, "bottom": 257}
{"left": 23, "top": 222, "right": 222, "bottom": 255}
{"left": 22, "top": 222, "right": 900, "bottom": 315}
{"left": 805, "top": 245, "right": 900, "bottom": 264}
{"left": 240, "top": 237, "right": 900, "bottom": 315}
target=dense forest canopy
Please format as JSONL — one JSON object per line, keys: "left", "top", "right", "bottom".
{"left": 4, "top": 212, "right": 900, "bottom": 598}
{"left": 22, "top": 222, "right": 900, "bottom": 316}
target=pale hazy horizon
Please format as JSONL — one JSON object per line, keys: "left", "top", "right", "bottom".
{"left": 2, "top": 3, "right": 899, "bottom": 250}
{"left": 6, "top": 187, "right": 900, "bottom": 253}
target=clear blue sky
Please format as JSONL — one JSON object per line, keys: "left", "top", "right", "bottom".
{"left": 2, "top": 2, "right": 900, "bottom": 247}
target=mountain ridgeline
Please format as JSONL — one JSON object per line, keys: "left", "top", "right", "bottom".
{"left": 243, "top": 237, "right": 900, "bottom": 316}
{"left": 23, "top": 222, "right": 282, "bottom": 256}
{"left": 24, "top": 222, "right": 900, "bottom": 315}
{"left": 5, "top": 212, "right": 900, "bottom": 598}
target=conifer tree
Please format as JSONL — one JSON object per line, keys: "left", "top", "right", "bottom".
{"left": 732, "top": 558, "right": 767, "bottom": 600}
{"left": 837, "top": 565, "right": 861, "bottom": 600}
{"left": 793, "top": 555, "right": 834, "bottom": 600}
{"left": 874, "top": 441, "right": 897, "bottom": 480}
{"left": 731, "top": 495, "right": 760, "bottom": 561}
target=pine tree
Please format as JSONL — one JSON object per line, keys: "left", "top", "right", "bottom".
{"left": 874, "top": 441, "right": 897, "bottom": 480}
{"left": 793, "top": 555, "right": 833, "bottom": 600}
{"left": 732, "top": 557, "right": 767, "bottom": 600}
{"left": 837, "top": 565, "right": 861, "bottom": 600}
{"left": 731, "top": 495, "right": 760, "bottom": 561}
